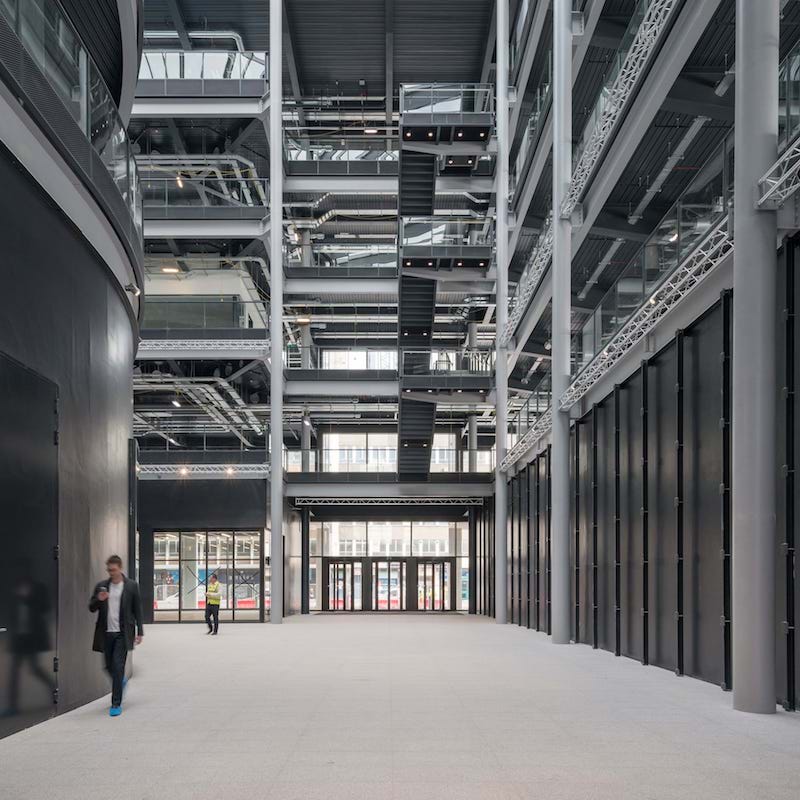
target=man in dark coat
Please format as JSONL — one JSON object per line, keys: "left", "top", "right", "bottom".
{"left": 88, "top": 555, "right": 144, "bottom": 717}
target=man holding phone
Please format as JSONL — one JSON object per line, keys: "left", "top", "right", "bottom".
{"left": 88, "top": 555, "right": 144, "bottom": 717}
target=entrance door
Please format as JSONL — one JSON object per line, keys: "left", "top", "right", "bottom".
{"left": 417, "top": 560, "right": 455, "bottom": 611}
{"left": 325, "top": 560, "right": 362, "bottom": 611}
{"left": 0, "top": 354, "right": 59, "bottom": 739}
{"left": 373, "top": 560, "right": 407, "bottom": 610}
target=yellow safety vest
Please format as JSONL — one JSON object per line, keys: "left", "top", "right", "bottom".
{"left": 206, "top": 581, "right": 221, "bottom": 606}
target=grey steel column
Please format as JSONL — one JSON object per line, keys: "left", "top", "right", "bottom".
{"left": 269, "top": 0, "right": 284, "bottom": 623}
{"left": 732, "top": 0, "right": 779, "bottom": 712}
{"left": 550, "top": 0, "right": 572, "bottom": 645}
{"left": 300, "top": 229, "right": 312, "bottom": 267}
{"left": 300, "top": 321, "right": 312, "bottom": 471}
{"left": 468, "top": 320, "right": 478, "bottom": 472}
{"left": 494, "top": 0, "right": 509, "bottom": 624}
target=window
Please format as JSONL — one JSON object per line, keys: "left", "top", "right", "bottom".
{"left": 430, "top": 432, "right": 456, "bottom": 473}
{"left": 322, "top": 431, "right": 397, "bottom": 472}
{"left": 368, "top": 521, "right": 412, "bottom": 556}
{"left": 323, "top": 521, "right": 367, "bottom": 556}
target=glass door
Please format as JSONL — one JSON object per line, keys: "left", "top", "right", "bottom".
{"left": 326, "top": 560, "right": 362, "bottom": 611}
{"left": 417, "top": 560, "right": 453, "bottom": 611}
{"left": 372, "top": 560, "right": 407, "bottom": 610}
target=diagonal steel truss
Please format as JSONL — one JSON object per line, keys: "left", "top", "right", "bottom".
{"left": 503, "top": 212, "right": 553, "bottom": 345}
{"left": 500, "top": 217, "right": 732, "bottom": 471}
{"left": 758, "top": 135, "right": 800, "bottom": 209}
{"left": 561, "top": 0, "right": 679, "bottom": 218}
{"left": 503, "top": 0, "right": 678, "bottom": 347}
{"left": 137, "top": 339, "right": 270, "bottom": 354}
{"left": 137, "top": 463, "right": 270, "bottom": 479}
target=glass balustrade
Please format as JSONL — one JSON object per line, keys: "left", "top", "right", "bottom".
{"left": 399, "top": 349, "right": 494, "bottom": 376}
{"left": 138, "top": 50, "right": 267, "bottom": 92}
{"left": 141, "top": 297, "right": 269, "bottom": 334}
{"left": 400, "top": 83, "right": 495, "bottom": 115}
{"left": 572, "top": 132, "right": 731, "bottom": 374}
{"left": 508, "top": 374, "right": 552, "bottom": 450}
{"left": 512, "top": 53, "right": 552, "bottom": 196}
{"left": 0, "top": 0, "right": 142, "bottom": 238}
{"left": 141, "top": 177, "right": 269, "bottom": 208}
{"left": 779, "top": 37, "right": 800, "bottom": 150}
{"left": 400, "top": 218, "right": 495, "bottom": 249}
{"left": 283, "top": 448, "right": 495, "bottom": 474}
{"left": 284, "top": 137, "right": 399, "bottom": 174}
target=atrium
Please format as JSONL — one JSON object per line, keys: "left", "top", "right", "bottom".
{"left": 0, "top": 0, "right": 799, "bottom": 797}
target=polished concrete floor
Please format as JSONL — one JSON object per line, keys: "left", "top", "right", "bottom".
{"left": 1, "top": 615, "right": 798, "bottom": 799}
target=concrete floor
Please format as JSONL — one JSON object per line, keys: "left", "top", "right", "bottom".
{"left": 1, "top": 615, "right": 798, "bottom": 800}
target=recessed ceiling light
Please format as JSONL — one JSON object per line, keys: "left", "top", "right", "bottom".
{"left": 171, "top": 399, "right": 181, "bottom": 408}
{"left": 457, "top": 131, "right": 463, "bottom": 138}
{"left": 162, "top": 266, "right": 180, "bottom": 274}
{"left": 479, "top": 132, "right": 485, "bottom": 138}
{"left": 365, "top": 128, "right": 379, "bottom": 134}
{"left": 405, "top": 131, "right": 412, "bottom": 138}
{"left": 427, "top": 131, "right": 434, "bottom": 138}
{"left": 296, "top": 316, "right": 311, "bottom": 324}
{"left": 406, "top": 260, "right": 412, "bottom": 266}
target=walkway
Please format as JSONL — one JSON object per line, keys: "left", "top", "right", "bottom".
{"left": 1, "top": 615, "right": 798, "bottom": 799}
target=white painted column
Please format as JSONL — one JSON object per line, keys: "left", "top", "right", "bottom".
{"left": 495, "top": 0, "right": 509, "bottom": 624}
{"left": 269, "top": 0, "right": 284, "bottom": 623}
{"left": 732, "top": 0, "right": 779, "bottom": 712}
{"left": 550, "top": 0, "right": 573, "bottom": 645}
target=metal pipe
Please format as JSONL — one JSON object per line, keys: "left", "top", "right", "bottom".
{"left": 550, "top": 0, "right": 572, "bottom": 645}
{"left": 732, "top": 0, "right": 778, "bottom": 712}
{"left": 270, "top": 0, "right": 284, "bottom": 624}
{"left": 495, "top": 0, "right": 509, "bottom": 625}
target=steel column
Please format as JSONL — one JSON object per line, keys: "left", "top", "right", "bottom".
{"left": 574, "top": 423, "right": 581, "bottom": 642}
{"left": 301, "top": 507, "right": 310, "bottom": 614}
{"left": 550, "top": 0, "right": 573, "bottom": 645}
{"left": 269, "top": 0, "right": 284, "bottom": 623}
{"left": 495, "top": 0, "right": 510, "bottom": 625}
{"left": 732, "top": 0, "right": 778, "bottom": 711}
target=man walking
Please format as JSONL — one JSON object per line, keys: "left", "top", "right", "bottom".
{"left": 205, "top": 573, "right": 221, "bottom": 635}
{"left": 89, "top": 555, "right": 144, "bottom": 717}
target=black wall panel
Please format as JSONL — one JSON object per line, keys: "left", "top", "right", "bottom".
{"left": 137, "top": 480, "right": 268, "bottom": 623}
{"left": 520, "top": 466, "right": 529, "bottom": 628}
{"left": 684, "top": 304, "right": 726, "bottom": 685}
{"left": 596, "top": 399, "right": 616, "bottom": 652}
{"left": 569, "top": 427, "right": 577, "bottom": 642}
{"left": 578, "top": 422, "right": 592, "bottom": 644}
{"left": 0, "top": 146, "right": 134, "bottom": 717}
{"left": 648, "top": 345, "right": 679, "bottom": 673}
{"left": 619, "top": 372, "right": 644, "bottom": 662}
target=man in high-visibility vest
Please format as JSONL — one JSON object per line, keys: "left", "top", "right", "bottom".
{"left": 205, "top": 573, "right": 221, "bottom": 635}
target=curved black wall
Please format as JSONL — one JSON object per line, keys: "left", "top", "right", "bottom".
{"left": 0, "top": 144, "right": 134, "bottom": 714}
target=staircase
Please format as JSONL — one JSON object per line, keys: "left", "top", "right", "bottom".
{"left": 399, "top": 151, "right": 436, "bottom": 216}
{"left": 397, "top": 398, "right": 436, "bottom": 478}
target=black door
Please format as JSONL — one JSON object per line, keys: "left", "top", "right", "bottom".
{"left": 323, "top": 560, "right": 363, "bottom": 611}
{"left": 0, "top": 353, "right": 59, "bottom": 738}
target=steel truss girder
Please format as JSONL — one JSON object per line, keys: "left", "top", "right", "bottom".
{"left": 758, "top": 135, "right": 800, "bottom": 210}
{"left": 137, "top": 339, "right": 270, "bottom": 355}
{"left": 502, "top": 212, "right": 553, "bottom": 344}
{"left": 137, "top": 463, "right": 270, "bottom": 479}
{"left": 503, "top": 0, "right": 678, "bottom": 347}
{"left": 499, "top": 217, "right": 732, "bottom": 471}
{"left": 561, "top": 0, "right": 679, "bottom": 218}
{"left": 293, "top": 497, "right": 484, "bottom": 506}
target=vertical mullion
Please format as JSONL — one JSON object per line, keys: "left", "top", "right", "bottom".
{"left": 721, "top": 290, "right": 733, "bottom": 691}
{"left": 642, "top": 361, "right": 650, "bottom": 667}
{"left": 575, "top": 423, "right": 581, "bottom": 643}
{"left": 676, "top": 331, "right": 686, "bottom": 676}
{"left": 785, "top": 248, "right": 797, "bottom": 710}
{"left": 592, "top": 404, "right": 599, "bottom": 649}
{"left": 614, "top": 385, "right": 622, "bottom": 657}
{"left": 535, "top": 455, "right": 541, "bottom": 631}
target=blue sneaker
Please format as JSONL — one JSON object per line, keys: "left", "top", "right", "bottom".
{"left": 109, "top": 706, "right": 122, "bottom": 717}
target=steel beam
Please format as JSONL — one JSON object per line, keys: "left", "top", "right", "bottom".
{"left": 732, "top": 0, "right": 778, "bottom": 713}
{"left": 494, "top": 0, "right": 510, "bottom": 625}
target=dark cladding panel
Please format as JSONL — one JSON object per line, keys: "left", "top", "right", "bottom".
{"left": 684, "top": 302, "right": 726, "bottom": 685}
{"left": 578, "top": 421, "right": 592, "bottom": 644}
{"left": 596, "top": 398, "right": 616, "bottom": 652}
{"left": 620, "top": 371, "right": 644, "bottom": 662}
{"left": 520, "top": 466, "right": 529, "bottom": 628}
{"left": 648, "top": 344, "right": 679, "bottom": 673}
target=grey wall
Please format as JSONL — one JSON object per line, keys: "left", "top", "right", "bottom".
{"left": 0, "top": 144, "right": 134, "bottom": 714}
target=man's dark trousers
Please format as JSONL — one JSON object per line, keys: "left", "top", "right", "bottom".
{"left": 205, "top": 604, "right": 219, "bottom": 633}
{"left": 104, "top": 632, "right": 127, "bottom": 707}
